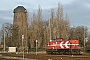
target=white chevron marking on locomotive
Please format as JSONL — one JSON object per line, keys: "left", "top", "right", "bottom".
{"left": 65, "top": 41, "right": 69, "bottom": 48}
{"left": 60, "top": 41, "right": 64, "bottom": 48}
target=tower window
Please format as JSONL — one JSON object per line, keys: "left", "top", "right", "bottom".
{"left": 16, "top": 16, "right": 18, "bottom": 18}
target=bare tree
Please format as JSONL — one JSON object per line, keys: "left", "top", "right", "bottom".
{"left": 28, "top": 3, "right": 70, "bottom": 49}
{"left": 1, "top": 23, "right": 13, "bottom": 47}
{"left": 54, "top": 2, "right": 70, "bottom": 40}
{"left": 70, "top": 26, "right": 88, "bottom": 47}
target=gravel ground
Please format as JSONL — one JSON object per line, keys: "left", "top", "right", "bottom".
{"left": 0, "top": 52, "right": 90, "bottom": 60}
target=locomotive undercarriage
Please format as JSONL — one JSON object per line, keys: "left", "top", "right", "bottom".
{"left": 46, "top": 49, "right": 81, "bottom": 55}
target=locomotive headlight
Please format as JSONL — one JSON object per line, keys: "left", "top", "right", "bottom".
{"left": 48, "top": 43, "right": 49, "bottom": 46}
{"left": 52, "top": 47, "right": 54, "bottom": 49}
{"left": 56, "top": 42, "right": 57, "bottom": 44}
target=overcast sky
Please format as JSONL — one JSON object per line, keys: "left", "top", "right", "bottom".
{"left": 0, "top": 0, "right": 90, "bottom": 29}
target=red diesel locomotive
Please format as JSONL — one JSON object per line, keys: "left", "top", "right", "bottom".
{"left": 46, "top": 38, "right": 81, "bottom": 54}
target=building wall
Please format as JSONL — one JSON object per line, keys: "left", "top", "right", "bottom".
{"left": 13, "top": 12, "right": 28, "bottom": 51}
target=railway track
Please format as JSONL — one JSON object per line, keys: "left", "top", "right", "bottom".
{"left": 45, "top": 54, "right": 89, "bottom": 58}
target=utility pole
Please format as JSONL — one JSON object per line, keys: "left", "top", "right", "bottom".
{"left": 36, "top": 40, "right": 38, "bottom": 55}
{"left": 22, "top": 35, "right": 24, "bottom": 59}
{"left": 27, "top": 46, "right": 28, "bottom": 54}
{"left": 84, "top": 26, "right": 85, "bottom": 52}
{"left": 3, "top": 24, "right": 5, "bottom": 53}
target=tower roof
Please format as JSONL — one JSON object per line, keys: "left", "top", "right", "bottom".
{"left": 13, "top": 6, "right": 27, "bottom": 13}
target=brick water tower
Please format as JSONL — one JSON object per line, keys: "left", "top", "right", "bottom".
{"left": 13, "top": 6, "right": 28, "bottom": 51}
